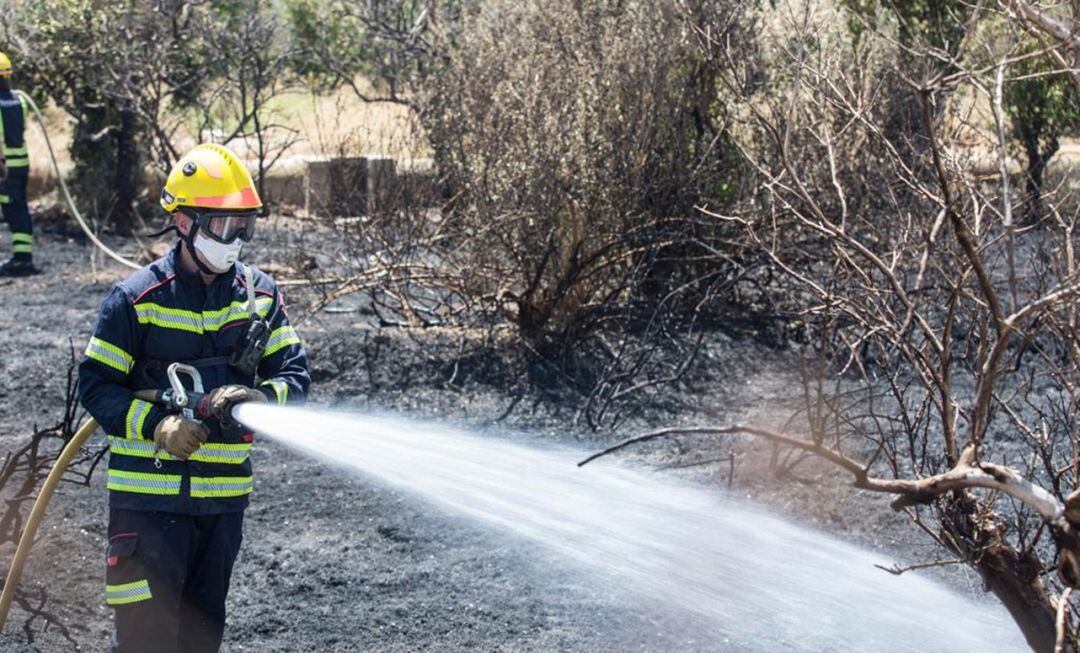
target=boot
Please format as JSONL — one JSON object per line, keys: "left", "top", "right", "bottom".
{"left": 0, "top": 255, "right": 37, "bottom": 277}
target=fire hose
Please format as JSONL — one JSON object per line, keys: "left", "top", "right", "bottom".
{"left": 0, "top": 364, "right": 247, "bottom": 631}
{"left": 0, "top": 416, "right": 98, "bottom": 630}
{"left": 0, "top": 95, "right": 197, "bottom": 632}
{"left": 0, "top": 96, "right": 284, "bottom": 632}
{"left": 14, "top": 90, "right": 141, "bottom": 270}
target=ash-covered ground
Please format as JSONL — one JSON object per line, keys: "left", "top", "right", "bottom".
{"left": 0, "top": 224, "right": 1000, "bottom": 651}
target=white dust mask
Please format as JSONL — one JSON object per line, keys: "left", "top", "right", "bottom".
{"left": 193, "top": 232, "right": 242, "bottom": 272}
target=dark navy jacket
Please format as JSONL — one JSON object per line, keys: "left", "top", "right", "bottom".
{"left": 0, "top": 88, "right": 28, "bottom": 170}
{"left": 79, "top": 243, "right": 310, "bottom": 514}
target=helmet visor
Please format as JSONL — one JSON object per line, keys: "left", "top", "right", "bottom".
{"left": 195, "top": 211, "right": 258, "bottom": 244}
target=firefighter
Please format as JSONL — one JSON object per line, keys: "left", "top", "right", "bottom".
{"left": 78, "top": 143, "right": 310, "bottom": 652}
{"left": 0, "top": 51, "right": 35, "bottom": 276}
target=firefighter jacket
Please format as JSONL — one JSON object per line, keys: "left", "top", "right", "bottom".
{"left": 79, "top": 243, "right": 310, "bottom": 514}
{"left": 0, "top": 89, "right": 28, "bottom": 170}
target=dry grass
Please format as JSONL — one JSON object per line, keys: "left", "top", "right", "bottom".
{"left": 269, "top": 81, "right": 428, "bottom": 160}
{"left": 23, "top": 76, "right": 428, "bottom": 198}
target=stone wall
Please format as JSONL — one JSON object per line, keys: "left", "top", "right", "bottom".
{"left": 28, "top": 154, "right": 440, "bottom": 217}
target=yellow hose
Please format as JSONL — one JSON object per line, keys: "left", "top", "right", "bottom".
{"left": 0, "top": 417, "right": 99, "bottom": 631}
{"left": 15, "top": 90, "right": 140, "bottom": 271}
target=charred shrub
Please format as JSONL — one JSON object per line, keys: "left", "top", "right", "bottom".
{"left": 421, "top": 0, "right": 753, "bottom": 397}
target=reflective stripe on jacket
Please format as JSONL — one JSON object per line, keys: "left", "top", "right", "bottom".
{"left": 0, "top": 90, "right": 28, "bottom": 168}
{"left": 78, "top": 243, "right": 310, "bottom": 514}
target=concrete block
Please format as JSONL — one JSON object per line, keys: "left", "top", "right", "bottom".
{"left": 390, "top": 159, "right": 440, "bottom": 208}
{"left": 261, "top": 156, "right": 315, "bottom": 209}
{"left": 305, "top": 155, "right": 397, "bottom": 217}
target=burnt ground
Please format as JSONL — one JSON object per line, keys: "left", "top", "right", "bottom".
{"left": 0, "top": 225, "right": 1001, "bottom": 651}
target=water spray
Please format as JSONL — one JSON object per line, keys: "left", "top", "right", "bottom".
{"left": 233, "top": 403, "right": 1027, "bottom": 651}
{"left": 0, "top": 374, "right": 1029, "bottom": 649}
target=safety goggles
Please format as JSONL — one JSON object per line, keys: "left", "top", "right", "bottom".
{"left": 190, "top": 210, "right": 259, "bottom": 244}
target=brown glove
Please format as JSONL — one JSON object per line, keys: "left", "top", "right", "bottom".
{"left": 206, "top": 384, "right": 266, "bottom": 421}
{"left": 153, "top": 415, "right": 208, "bottom": 460}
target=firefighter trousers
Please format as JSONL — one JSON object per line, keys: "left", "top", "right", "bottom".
{"left": 106, "top": 508, "right": 244, "bottom": 653}
{"left": 0, "top": 169, "right": 31, "bottom": 259}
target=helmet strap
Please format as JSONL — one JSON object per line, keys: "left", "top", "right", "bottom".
{"left": 143, "top": 223, "right": 179, "bottom": 239}
{"left": 182, "top": 220, "right": 224, "bottom": 276}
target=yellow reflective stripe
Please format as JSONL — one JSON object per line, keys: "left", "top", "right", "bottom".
{"left": 107, "top": 469, "right": 181, "bottom": 495}
{"left": 190, "top": 476, "right": 253, "bottom": 498}
{"left": 10, "top": 233, "right": 31, "bottom": 244}
{"left": 11, "top": 242, "right": 31, "bottom": 254}
{"left": 134, "top": 304, "right": 203, "bottom": 333}
{"left": 106, "top": 579, "right": 152, "bottom": 606}
{"left": 135, "top": 297, "right": 273, "bottom": 334}
{"left": 5, "top": 158, "right": 28, "bottom": 168}
{"left": 108, "top": 436, "right": 159, "bottom": 458}
{"left": 260, "top": 379, "right": 288, "bottom": 405}
{"left": 123, "top": 400, "right": 153, "bottom": 440}
{"left": 203, "top": 296, "right": 273, "bottom": 330}
{"left": 188, "top": 442, "right": 252, "bottom": 464}
{"left": 5, "top": 146, "right": 26, "bottom": 155}
{"left": 263, "top": 325, "right": 300, "bottom": 357}
{"left": 85, "top": 337, "right": 134, "bottom": 374}
{"left": 108, "top": 436, "right": 251, "bottom": 464}
{"left": 0, "top": 194, "right": 8, "bottom": 203}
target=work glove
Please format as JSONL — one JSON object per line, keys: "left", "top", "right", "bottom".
{"left": 206, "top": 384, "right": 266, "bottom": 422}
{"left": 153, "top": 415, "right": 209, "bottom": 460}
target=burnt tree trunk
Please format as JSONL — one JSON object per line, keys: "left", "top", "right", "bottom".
{"left": 112, "top": 106, "right": 140, "bottom": 233}
{"left": 1019, "top": 119, "right": 1058, "bottom": 226}
{"left": 977, "top": 548, "right": 1062, "bottom": 652}
{"left": 944, "top": 496, "right": 1066, "bottom": 653}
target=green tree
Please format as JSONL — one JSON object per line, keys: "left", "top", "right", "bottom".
{"left": 1, "top": 0, "right": 295, "bottom": 231}
{"left": 843, "top": 0, "right": 971, "bottom": 53}
{"left": 1004, "top": 49, "right": 1080, "bottom": 224}
{"left": 285, "top": 0, "right": 470, "bottom": 105}
{"left": 2, "top": 0, "right": 151, "bottom": 230}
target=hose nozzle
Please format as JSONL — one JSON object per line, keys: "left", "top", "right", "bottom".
{"left": 163, "top": 363, "right": 208, "bottom": 420}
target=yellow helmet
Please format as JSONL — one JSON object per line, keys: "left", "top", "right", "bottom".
{"left": 160, "top": 143, "right": 262, "bottom": 214}
{"left": 0, "top": 52, "right": 11, "bottom": 77}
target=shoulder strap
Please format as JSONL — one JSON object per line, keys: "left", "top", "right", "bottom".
{"left": 241, "top": 262, "right": 258, "bottom": 320}
{"left": 240, "top": 262, "right": 280, "bottom": 323}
